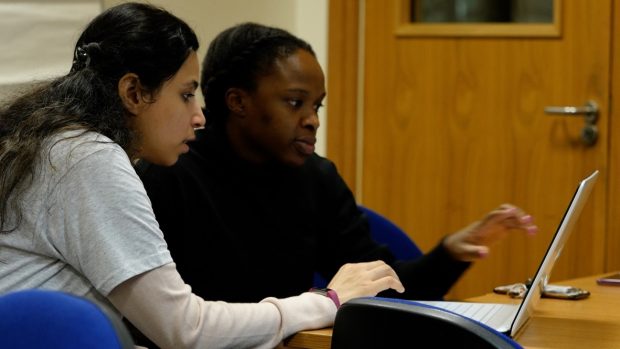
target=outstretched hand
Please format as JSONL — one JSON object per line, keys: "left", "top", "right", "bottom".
{"left": 443, "top": 204, "right": 538, "bottom": 262}
{"left": 327, "top": 260, "right": 405, "bottom": 304}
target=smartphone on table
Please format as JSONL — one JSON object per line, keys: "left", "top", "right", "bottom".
{"left": 596, "top": 272, "right": 620, "bottom": 286}
{"left": 541, "top": 285, "right": 590, "bottom": 300}
{"left": 494, "top": 282, "right": 590, "bottom": 300}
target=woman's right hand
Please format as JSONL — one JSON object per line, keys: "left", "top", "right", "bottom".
{"left": 326, "top": 260, "right": 405, "bottom": 304}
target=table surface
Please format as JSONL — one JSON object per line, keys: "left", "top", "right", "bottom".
{"left": 285, "top": 273, "right": 620, "bottom": 349}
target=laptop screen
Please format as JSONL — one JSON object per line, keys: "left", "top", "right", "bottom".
{"left": 510, "top": 170, "right": 599, "bottom": 337}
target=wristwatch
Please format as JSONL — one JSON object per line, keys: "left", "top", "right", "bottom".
{"left": 309, "top": 287, "right": 341, "bottom": 308}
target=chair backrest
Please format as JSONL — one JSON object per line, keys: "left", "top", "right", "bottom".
{"left": 358, "top": 205, "right": 422, "bottom": 260}
{"left": 313, "top": 205, "right": 422, "bottom": 288}
{"left": 331, "top": 297, "right": 523, "bottom": 349}
{"left": 0, "top": 289, "right": 135, "bottom": 349}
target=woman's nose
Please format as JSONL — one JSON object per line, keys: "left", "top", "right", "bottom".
{"left": 192, "top": 106, "right": 206, "bottom": 129}
{"left": 302, "top": 112, "right": 320, "bottom": 131}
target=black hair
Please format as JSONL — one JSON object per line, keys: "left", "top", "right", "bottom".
{"left": 0, "top": 2, "right": 199, "bottom": 232}
{"left": 201, "top": 22, "right": 314, "bottom": 128}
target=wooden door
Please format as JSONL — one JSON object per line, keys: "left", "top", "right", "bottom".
{"left": 327, "top": 0, "right": 612, "bottom": 299}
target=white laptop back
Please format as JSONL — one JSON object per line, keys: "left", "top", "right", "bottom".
{"left": 416, "top": 170, "right": 599, "bottom": 337}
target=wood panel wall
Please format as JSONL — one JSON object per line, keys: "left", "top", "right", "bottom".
{"left": 326, "top": 0, "right": 360, "bottom": 192}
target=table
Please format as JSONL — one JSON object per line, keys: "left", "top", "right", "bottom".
{"left": 285, "top": 273, "right": 620, "bottom": 349}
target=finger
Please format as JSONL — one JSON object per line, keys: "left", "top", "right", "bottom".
{"left": 484, "top": 206, "right": 519, "bottom": 225}
{"left": 457, "top": 244, "right": 490, "bottom": 261}
{"left": 504, "top": 216, "right": 538, "bottom": 233}
{"left": 371, "top": 275, "right": 405, "bottom": 294}
{"left": 496, "top": 203, "right": 518, "bottom": 212}
{"left": 358, "top": 260, "right": 387, "bottom": 271}
{"left": 485, "top": 206, "right": 537, "bottom": 231}
{"left": 525, "top": 224, "right": 538, "bottom": 235}
{"left": 367, "top": 262, "right": 399, "bottom": 280}
{"left": 520, "top": 214, "right": 534, "bottom": 225}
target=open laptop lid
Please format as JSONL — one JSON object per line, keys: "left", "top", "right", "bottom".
{"left": 509, "top": 170, "right": 599, "bottom": 337}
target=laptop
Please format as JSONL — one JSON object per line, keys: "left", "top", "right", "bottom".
{"left": 414, "top": 170, "right": 599, "bottom": 337}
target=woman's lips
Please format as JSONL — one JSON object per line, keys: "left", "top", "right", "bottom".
{"left": 294, "top": 138, "right": 316, "bottom": 156}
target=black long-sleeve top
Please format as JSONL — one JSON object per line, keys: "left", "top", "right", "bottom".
{"left": 137, "top": 127, "right": 470, "bottom": 302}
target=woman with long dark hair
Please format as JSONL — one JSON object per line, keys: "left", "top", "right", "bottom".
{"left": 0, "top": 4, "right": 404, "bottom": 348}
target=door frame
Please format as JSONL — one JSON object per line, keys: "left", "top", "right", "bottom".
{"left": 607, "top": 0, "right": 620, "bottom": 271}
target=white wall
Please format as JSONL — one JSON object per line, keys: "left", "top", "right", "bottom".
{"left": 295, "top": 0, "right": 329, "bottom": 153}
{"left": 0, "top": 0, "right": 101, "bottom": 102}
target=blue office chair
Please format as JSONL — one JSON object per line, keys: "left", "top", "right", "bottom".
{"left": 331, "top": 297, "right": 523, "bottom": 349}
{"left": 358, "top": 205, "right": 422, "bottom": 260}
{"left": 0, "top": 289, "right": 135, "bottom": 349}
{"left": 314, "top": 205, "right": 422, "bottom": 287}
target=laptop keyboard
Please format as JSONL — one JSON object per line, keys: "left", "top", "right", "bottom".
{"left": 416, "top": 301, "right": 517, "bottom": 329}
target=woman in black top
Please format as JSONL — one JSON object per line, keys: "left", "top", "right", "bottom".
{"left": 138, "top": 22, "right": 538, "bottom": 303}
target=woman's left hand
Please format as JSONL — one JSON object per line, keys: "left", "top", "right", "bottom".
{"left": 443, "top": 203, "right": 538, "bottom": 262}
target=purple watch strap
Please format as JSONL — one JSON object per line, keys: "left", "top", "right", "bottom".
{"left": 309, "top": 287, "right": 341, "bottom": 308}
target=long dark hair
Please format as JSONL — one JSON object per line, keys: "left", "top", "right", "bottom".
{"left": 0, "top": 2, "right": 199, "bottom": 232}
{"left": 201, "top": 22, "right": 314, "bottom": 129}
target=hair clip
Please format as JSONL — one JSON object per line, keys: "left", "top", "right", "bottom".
{"left": 70, "top": 46, "right": 91, "bottom": 73}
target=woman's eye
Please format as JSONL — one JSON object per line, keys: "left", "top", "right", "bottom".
{"left": 182, "top": 93, "right": 195, "bottom": 101}
{"left": 288, "top": 99, "right": 303, "bottom": 108}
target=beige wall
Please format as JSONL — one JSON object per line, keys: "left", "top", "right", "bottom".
{"left": 103, "top": 0, "right": 329, "bottom": 154}
{"left": 0, "top": 0, "right": 102, "bottom": 102}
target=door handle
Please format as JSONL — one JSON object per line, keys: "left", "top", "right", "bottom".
{"left": 544, "top": 100, "right": 598, "bottom": 123}
{"left": 544, "top": 100, "right": 598, "bottom": 146}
